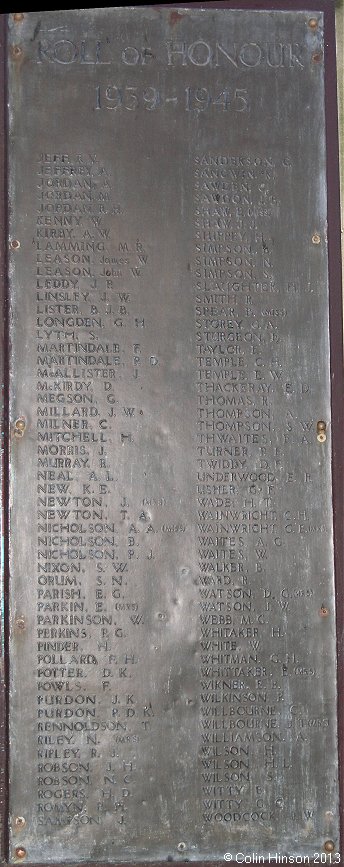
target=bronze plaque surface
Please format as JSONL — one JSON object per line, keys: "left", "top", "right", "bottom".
{"left": 6, "top": 6, "right": 342, "bottom": 863}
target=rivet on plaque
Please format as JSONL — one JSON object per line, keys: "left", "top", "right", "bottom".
{"left": 14, "top": 817, "right": 26, "bottom": 829}
{"left": 317, "top": 420, "right": 326, "bottom": 443}
{"left": 15, "top": 617, "right": 26, "bottom": 631}
{"left": 14, "top": 418, "right": 26, "bottom": 437}
{"left": 324, "top": 840, "right": 335, "bottom": 853}
{"left": 11, "top": 45, "right": 23, "bottom": 59}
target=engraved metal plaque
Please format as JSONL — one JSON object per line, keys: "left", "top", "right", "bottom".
{"left": 4, "top": 5, "right": 343, "bottom": 864}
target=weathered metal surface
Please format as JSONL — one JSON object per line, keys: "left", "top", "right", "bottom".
{"left": 336, "top": 0, "right": 344, "bottom": 294}
{"left": 6, "top": 6, "right": 341, "bottom": 863}
{"left": 0, "top": 13, "right": 8, "bottom": 865}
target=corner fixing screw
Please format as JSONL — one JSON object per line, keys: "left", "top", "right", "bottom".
{"left": 324, "top": 841, "right": 335, "bottom": 853}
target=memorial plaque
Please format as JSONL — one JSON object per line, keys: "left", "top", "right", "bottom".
{"left": 2, "top": 5, "right": 343, "bottom": 864}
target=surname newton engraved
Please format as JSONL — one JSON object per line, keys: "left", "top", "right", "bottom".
{"left": 7, "top": 6, "right": 339, "bottom": 863}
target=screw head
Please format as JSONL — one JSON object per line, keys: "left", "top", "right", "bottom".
{"left": 14, "top": 817, "right": 26, "bottom": 829}
{"left": 324, "top": 840, "right": 335, "bottom": 853}
{"left": 308, "top": 17, "right": 318, "bottom": 29}
{"left": 312, "top": 233, "right": 321, "bottom": 245}
{"left": 11, "top": 45, "right": 22, "bottom": 59}
{"left": 14, "top": 418, "right": 26, "bottom": 438}
{"left": 317, "top": 420, "right": 327, "bottom": 443}
{"left": 15, "top": 617, "right": 26, "bottom": 631}
{"left": 13, "top": 13, "right": 24, "bottom": 23}
{"left": 14, "top": 847, "right": 26, "bottom": 860}
{"left": 312, "top": 51, "right": 323, "bottom": 63}
{"left": 320, "top": 606, "right": 329, "bottom": 617}
{"left": 177, "top": 843, "right": 186, "bottom": 852}
{"left": 10, "top": 239, "right": 20, "bottom": 250}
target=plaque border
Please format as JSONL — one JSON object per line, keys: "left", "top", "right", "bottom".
{"left": 325, "top": 2, "right": 344, "bottom": 866}
{"left": 0, "top": 10, "right": 8, "bottom": 867}
{"left": 0, "top": 4, "right": 342, "bottom": 866}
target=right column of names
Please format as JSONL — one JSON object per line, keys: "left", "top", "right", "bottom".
{"left": 193, "top": 153, "right": 327, "bottom": 832}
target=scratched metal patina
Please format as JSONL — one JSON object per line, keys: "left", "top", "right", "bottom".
{"left": 7, "top": 7, "right": 340, "bottom": 863}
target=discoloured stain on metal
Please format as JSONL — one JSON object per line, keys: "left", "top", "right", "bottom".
{"left": 30, "top": 20, "right": 41, "bottom": 42}
{"left": 169, "top": 10, "right": 187, "bottom": 27}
